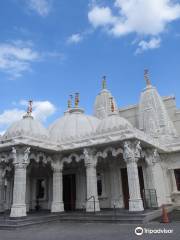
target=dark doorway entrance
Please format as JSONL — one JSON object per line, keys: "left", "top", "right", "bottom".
{"left": 138, "top": 166, "right": 144, "bottom": 200}
{"left": 121, "top": 167, "right": 144, "bottom": 209}
{"left": 121, "top": 168, "right": 129, "bottom": 209}
{"left": 63, "top": 174, "right": 76, "bottom": 211}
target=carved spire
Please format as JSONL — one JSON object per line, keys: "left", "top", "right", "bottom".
{"left": 23, "top": 100, "right": 33, "bottom": 118}
{"left": 102, "top": 76, "right": 107, "bottom": 90}
{"left": 68, "top": 95, "right": 73, "bottom": 109}
{"left": 144, "top": 69, "right": 151, "bottom": 86}
{"left": 27, "top": 100, "right": 33, "bottom": 116}
{"left": 139, "top": 70, "right": 177, "bottom": 140}
{"left": 75, "top": 93, "right": 79, "bottom": 108}
{"left": 110, "top": 97, "right": 115, "bottom": 113}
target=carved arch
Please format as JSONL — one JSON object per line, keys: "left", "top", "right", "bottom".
{"left": 29, "top": 152, "right": 52, "bottom": 165}
{"left": 62, "top": 153, "right": 84, "bottom": 165}
{"left": 95, "top": 147, "right": 123, "bottom": 160}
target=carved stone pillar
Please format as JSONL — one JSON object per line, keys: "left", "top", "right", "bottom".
{"left": 123, "top": 141, "right": 144, "bottom": 211}
{"left": 10, "top": 147, "right": 30, "bottom": 218}
{"left": 144, "top": 149, "right": 167, "bottom": 207}
{"left": 84, "top": 148, "right": 100, "bottom": 212}
{"left": 0, "top": 166, "right": 5, "bottom": 213}
{"left": 109, "top": 163, "right": 123, "bottom": 208}
{"left": 51, "top": 157, "right": 64, "bottom": 213}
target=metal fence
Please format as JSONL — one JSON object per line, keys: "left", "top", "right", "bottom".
{"left": 143, "top": 189, "right": 158, "bottom": 209}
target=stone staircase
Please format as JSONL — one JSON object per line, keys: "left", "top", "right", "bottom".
{"left": 0, "top": 207, "right": 175, "bottom": 230}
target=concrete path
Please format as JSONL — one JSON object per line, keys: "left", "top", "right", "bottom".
{"left": 0, "top": 221, "right": 179, "bottom": 240}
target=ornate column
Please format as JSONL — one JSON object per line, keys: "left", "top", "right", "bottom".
{"left": 144, "top": 149, "right": 167, "bottom": 206}
{"left": 0, "top": 166, "right": 5, "bottom": 213}
{"left": 51, "top": 156, "right": 64, "bottom": 213}
{"left": 10, "top": 147, "right": 30, "bottom": 218}
{"left": 84, "top": 148, "right": 100, "bottom": 212}
{"left": 123, "top": 141, "right": 144, "bottom": 211}
{"left": 109, "top": 162, "right": 123, "bottom": 208}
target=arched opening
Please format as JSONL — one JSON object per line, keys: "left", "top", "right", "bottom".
{"left": 62, "top": 157, "right": 85, "bottom": 211}
{"left": 27, "top": 159, "right": 52, "bottom": 212}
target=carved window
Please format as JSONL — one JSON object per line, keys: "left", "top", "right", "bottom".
{"left": 174, "top": 169, "right": 180, "bottom": 191}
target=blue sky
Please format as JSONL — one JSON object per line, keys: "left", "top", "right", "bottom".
{"left": 0, "top": 0, "right": 180, "bottom": 134}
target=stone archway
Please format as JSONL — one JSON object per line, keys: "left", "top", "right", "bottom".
{"left": 95, "top": 146, "right": 124, "bottom": 209}
{"left": 27, "top": 159, "right": 53, "bottom": 212}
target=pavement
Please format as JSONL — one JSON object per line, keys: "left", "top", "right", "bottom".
{"left": 0, "top": 210, "right": 180, "bottom": 240}
{"left": 0, "top": 221, "right": 179, "bottom": 240}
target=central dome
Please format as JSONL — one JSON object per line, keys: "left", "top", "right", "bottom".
{"left": 49, "top": 108, "right": 100, "bottom": 143}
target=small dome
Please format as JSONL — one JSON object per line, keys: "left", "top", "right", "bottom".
{"left": 96, "top": 113, "right": 133, "bottom": 135}
{"left": 2, "top": 115, "right": 49, "bottom": 141}
{"left": 94, "top": 79, "right": 118, "bottom": 119}
{"left": 49, "top": 108, "right": 100, "bottom": 143}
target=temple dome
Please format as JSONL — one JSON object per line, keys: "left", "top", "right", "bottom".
{"left": 49, "top": 108, "right": 100, "bottom": 143}
{"left": 2, "top": 115, "right": 49, "bottom": 141}
{"left": 94, "top": 78, "right": 118, "bottom": 119}
{"left": 96, "top": 113, "right": 133, "bottom": 135}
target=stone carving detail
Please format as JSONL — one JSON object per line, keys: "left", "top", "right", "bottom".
{"left": 29, "top": 152, "right": 52, "bottom": 165}
{"left": 62, "top": 153, "right": 84, "bottom": 165}
{"left": 142, "top": 148, "right": 160, "bottom": 166}
{"left": 12, "top": 147, "right": 31, "bottom": 167}
{"left": 83, "top": 148, "right": 97, "bottom": 167}
{"left": 123, "top": 141, "right": 142, "bottom": 163}
{"left": 51, "top": 155, "right": 63, "bottom": 172}
{"left": 95, "top": 147, "right": 123, "bottom": 160}
{"left": 139, "top": 84, "right": 177, "bottom": 141}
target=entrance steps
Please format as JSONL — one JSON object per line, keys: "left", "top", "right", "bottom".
{"left": 0, "top": 206, "right": 175, "bottom": 230}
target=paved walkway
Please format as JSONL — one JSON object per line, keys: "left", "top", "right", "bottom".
{"left": 0, "top": 210, "right": 180, "bottom": 240}
{"left": 0, "top": 221, "right": 180, "bottom": 240}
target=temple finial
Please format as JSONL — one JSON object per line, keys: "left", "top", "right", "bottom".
{"left": 110, "top": 97, "right": 115, "bottom": 113}
{"left": 144, "top": 69, "right": 151, "bottom": 86}
{"left": 102, "top": 76, "right": 107, "bottom": 89}
{"left": 27, "top": 100, "right": 33, "bottom": 116}
{"left": 68, "top": 95, "right": 73, "bottom": 109}
{"left": 75, "top": 93, "right": 79, "bottom": 108}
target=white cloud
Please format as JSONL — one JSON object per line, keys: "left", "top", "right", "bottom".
{"left": 88, "top": 6, "right": 116, "bottom": 28}
{"left": 67, "top": 29, "right": 94, "bottom": 45}
{"left": 89, "top": 0, "right": 180, "bottom": 36}
{"left": 27, "top": 0, "right": 52, "bottom": 17}
{"left": 88, "top": 0, "right": 180, "bottom": 51}
{"left": 0, "top": 40, "right": 40, "bottom": 79}
{"left": 0, "top": 100, "right": 56, "bottom": 134}
{"left": 135, "top": 37, "right": 161, "bottom": 54}
{"left": 67, "top": 34, "right": 83, "bottom": 44}
{"left": 0, "top": 109, "right": 25, "bottom": 127}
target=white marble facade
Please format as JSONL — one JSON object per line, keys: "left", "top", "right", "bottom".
{"left": 1, "top": 72, "right": 180, "bottom": 218}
